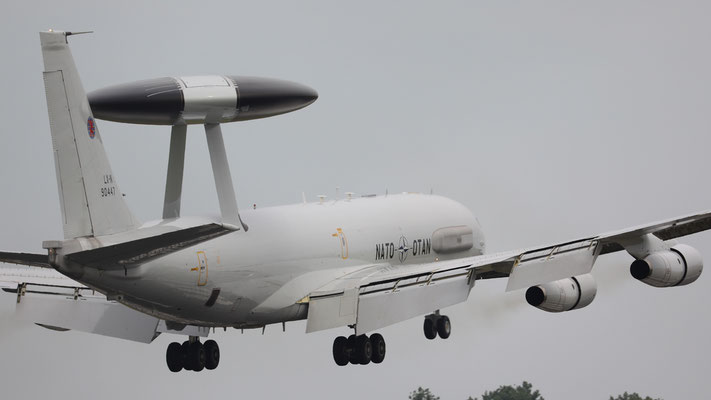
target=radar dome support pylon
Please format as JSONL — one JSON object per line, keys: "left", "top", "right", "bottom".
{"left": 205, "top": 123, "right": 247, "bottom": 231}
{"left": 163, "top": 124, "right": 187, "bottom": 219}
{"left": 161, "top": 122, "right": 246, "bottom": 231}
{"left": 88, "top": 74, "right": 317, "bottom": 230}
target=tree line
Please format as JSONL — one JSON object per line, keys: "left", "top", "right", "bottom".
{"left": 408, "top": 382, "right": 662, "bottom": 400}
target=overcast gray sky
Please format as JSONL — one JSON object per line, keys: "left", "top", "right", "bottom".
{"left": 1, "top": 1, "right": 710, "bottom": 399}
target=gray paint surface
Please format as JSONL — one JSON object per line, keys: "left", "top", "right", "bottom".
{"left": 1, "top": 1, "right": 710, "bottom": 399}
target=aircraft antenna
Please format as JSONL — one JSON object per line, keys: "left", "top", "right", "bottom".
{"left": 66, "top": 31, "right": 94, "bottom": 36}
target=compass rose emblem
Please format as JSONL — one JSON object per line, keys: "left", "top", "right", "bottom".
{"left": 397, "top": 235, "right": 410, "bottom": 263}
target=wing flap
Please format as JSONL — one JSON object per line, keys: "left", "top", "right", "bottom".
{"left": 505, "top": 240, "right": 600, "bottom": 291}
{"left": 306, "top": 288, "right": 358, "bottom": 333}
{"left": 305, "top": 261, "right": 482, "bottom": 334}
{"left": 355, "top": 273, "right": 471, "bottom": 335}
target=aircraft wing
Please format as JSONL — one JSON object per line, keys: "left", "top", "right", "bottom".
{"left": 306, "top": 210, "right": 711, "bottom": 335}
{"left": 0, "top": 264, "right": 162, "bottom": 342}
{"left": 596, "top": 209, "right": 711, "bottom": 254}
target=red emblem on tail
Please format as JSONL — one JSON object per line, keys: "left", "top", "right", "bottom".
{"left": 87, "top": 117, "right": 96, "bottom": 139}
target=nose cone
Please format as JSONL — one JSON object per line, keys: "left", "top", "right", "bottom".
{"left": 229, "top": 76, "right": 318, "bottom": 121}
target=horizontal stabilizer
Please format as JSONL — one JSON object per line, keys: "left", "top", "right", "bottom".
{"left": 0, "top": 252, "right": 50, "bottom": 268}
{"left": 67, "top": 223, "right": 232, "bottom": 269}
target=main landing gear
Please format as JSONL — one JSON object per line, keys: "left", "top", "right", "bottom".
{"left": 332, "top": 333, "right": 386, "bottom": 366}
{"left": 166, "top": 336, "right": 220, "bottom": 372}
{"left": 423, "top": 313, "right": 451, "bottom": 340}
{"left": 331, "top": 313, "right": 452, "bottom": 366}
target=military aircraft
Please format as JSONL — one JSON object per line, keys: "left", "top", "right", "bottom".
{"left": 1, "top": 30, "right": 709, "bottom": 373}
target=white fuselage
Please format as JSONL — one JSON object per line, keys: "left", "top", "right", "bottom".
{"left": 74, "top": 194, "right": 484, "bottom": 328}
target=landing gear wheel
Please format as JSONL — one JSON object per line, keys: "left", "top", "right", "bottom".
{"left": 423, "top": 318, "right": 437, "bottom": 340}
{"left": 332, "top": 336, "right": 349, "bottom": 366}
{"left": 188, "top": 341, "right": 206, "bottom": 372}
{"left": 347, "top": 335, "right": 358, "bottom": 365}
{"left": 436, "top": 315, "right": 451, "bottom": 339}
{"left": 369, "top": 333, "right": 386, "bottom": 364}
{"left": 181, "top": 341, "right": 193, "bottom": 371}
{"left": 166, "top": 342, "right": 183, "bottom": 372}
{"left": 355, "top": 335, "right": 372, "bottom": 365}
{"left": 203, "top": 340, "right": 220, "bottom": 370}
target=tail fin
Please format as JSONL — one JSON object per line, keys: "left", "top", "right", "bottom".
{"left": 40, "top": 31, "right": 139, "bottom": 239}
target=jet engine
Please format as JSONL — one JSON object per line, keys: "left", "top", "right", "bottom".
{"left": 630, "top": 244, "right": 703, "bottom": 287}
{"left": 525, "top": 274, "right": 597, "bottom": 313}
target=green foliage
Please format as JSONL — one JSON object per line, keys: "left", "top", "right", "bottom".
{"left": 409, "top": 382, "right": 661, "bottom": 400}
{"left": 409, "top": 387, "right": 440, "bottom": 400}
{"left": 473, "top": 381, "right": 544, "bottom": 400}
{"left": 609, "top": 392, "right": 662, "bottom": 400}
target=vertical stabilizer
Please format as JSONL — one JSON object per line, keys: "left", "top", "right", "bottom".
{"left": 40, "top": 31, "right": 139, "bottom": 239}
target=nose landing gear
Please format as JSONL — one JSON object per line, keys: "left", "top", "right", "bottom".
{"left": 166, "top": 336, "right": 220, "bottom": 372}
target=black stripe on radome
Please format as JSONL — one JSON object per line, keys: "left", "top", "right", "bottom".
{"left": 88, "top": 77, "right": 184, "bottom": 125}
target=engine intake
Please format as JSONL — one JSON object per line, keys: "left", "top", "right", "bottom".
{"left": 630, "top": 244, "right": 703, "bottom": 287}
{"left": 525, "top": 274, "right": 597, "bottom": 313}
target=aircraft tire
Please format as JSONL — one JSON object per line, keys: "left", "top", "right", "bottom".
{"left": 436, "top": 315, "right": 451, "bottom": 339}
{"left": 370, "top": 333, "right": 386, "bottom": 364}
{"left": 423, "top": 318, "right": 437, "bottom": 340}
{"left": 166, "top": 342, "right": 183, "bottom": 372}
{"left": 347, "top": 335, "right": 358, "bottom": 364}
{"left": 204, "top": 340, "right": 220, "bottom": 370}
{"left": 355, "top": 335, "right": 372, "bottom": 365}
{"left": 181, "top": 341, "right": 193, "bottom": 371}
{"left": 332, "top": 336, "right": 349, "bottom": 366}
{"left": 189, "top": 341, "right": 206, "bottom": 372}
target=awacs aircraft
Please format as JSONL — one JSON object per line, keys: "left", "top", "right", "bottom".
{"left": 1, "top": 30, "right": 710, "bottom": 373}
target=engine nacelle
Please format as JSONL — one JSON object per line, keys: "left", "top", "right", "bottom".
{"left": 525, "top": 274, "right": 597, "bottom": 313}
{"left": 630, "top": 244, "right": 703, "bottom": 287}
